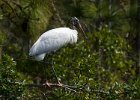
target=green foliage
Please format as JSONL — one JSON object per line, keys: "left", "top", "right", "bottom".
{"left": 24, "top": 27, "right": 136, "bottom": 99}
{"left": 0, "top": 30, "right": 7, "bottom": 45}
{"left": 0, "top": 0, "right": 139, "bottom": 99}
{"left": 80, "top": 1, "right": 97, "bottom": 18}
{"left": 102, "top": 81, "right": 140, "bottom": 99}
{"left": 0, "top": 55, "right": 31, "bottom": 99}
{"left": 96, "top": 26, "right": 132, "bottom": 69}
{"left": 29, "top": 0, "right": 52, "bottom": 41}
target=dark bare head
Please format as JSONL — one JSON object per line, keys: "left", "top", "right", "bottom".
{"left": 70, "top": 17, "right": 88, "bottom": 41}
{"left": 70, "top": 17, "right": 80, "bottom": 29}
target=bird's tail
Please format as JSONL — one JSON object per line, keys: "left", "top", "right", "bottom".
{"left": 35, "top": 53, "right": 46, "bottom": 61}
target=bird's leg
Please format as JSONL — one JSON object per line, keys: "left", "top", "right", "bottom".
{"left": 42, "top": 58, "right": 62, "bottom": 87}
{"left": 43, "top": 80, "right": 51, "bottom": 87}
{"left": 42, "top": 61, "right": 52, "bottom": 87}
{"left": 51, "top": 63, "right": 62, "bottom": 86}
{"left": 51, "top": 58, "right": 62, "bottom": 86}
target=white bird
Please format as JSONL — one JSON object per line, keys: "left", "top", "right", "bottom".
{"left": 29, "top": 17, "right": 87, "bottom": 86}
{"left": 29, "top": 27, "right": 78, "bottom": 61}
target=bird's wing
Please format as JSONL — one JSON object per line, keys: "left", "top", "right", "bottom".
{"left": 29, "top": 29, "right": 71, "bottom": 56}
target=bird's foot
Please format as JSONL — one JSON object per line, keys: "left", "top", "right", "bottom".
{"left": 43, "top": 80, "right": 51, "bottom": 87}
{"left": 43, "top": 80, "right": 63, "bottom": 87}
{"left": 57, "top": 81, "right": 63, "bottom": 87}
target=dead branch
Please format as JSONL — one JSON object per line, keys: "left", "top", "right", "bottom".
{"left": 51, "top": 1, "right": 65, "bottom": 26}
{"left": 24, "top": 83, "right": 77, "bottom": 92}
{"left": 25, "top": 83, "right": 109, "bottom": 95}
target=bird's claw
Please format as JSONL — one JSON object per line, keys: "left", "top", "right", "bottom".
{"left": 43, "top": 81, "right": 51, "bottom": 87}
{"left": 57, "top": 81, "right": 63, "bottom": 87}
{"left": 43, "top": 81, "right": 63, "bottom": 87}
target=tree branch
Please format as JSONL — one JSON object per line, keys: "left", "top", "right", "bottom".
{"left": 25, "top": 83, "right": 77, "bottom": 92}
{"left": 51, "top": 1, "right": 65, "bottom": 26}
{"left": 13, "top": 58, "right": 109, "bottom": 94}
{"left": 1, "top": 0, "right": 19, "bottom": 17}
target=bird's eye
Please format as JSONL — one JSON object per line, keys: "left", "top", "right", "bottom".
{"left": 70, "top": 17, "right": 79, "bottom": 26}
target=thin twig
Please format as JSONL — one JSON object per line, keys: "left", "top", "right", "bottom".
{"left": 25, "top": 83, "right": 77, "bottom": 92}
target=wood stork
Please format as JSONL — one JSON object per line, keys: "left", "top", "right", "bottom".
{"left": 29, "top": 17, "right": 87, "bottom": 86}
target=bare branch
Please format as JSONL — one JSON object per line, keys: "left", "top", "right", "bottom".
{"left": 25, "top": 83, "right": 77, "bottom": 92}
{"left": 51, "top": 1, "right": 65, "bottom": 26}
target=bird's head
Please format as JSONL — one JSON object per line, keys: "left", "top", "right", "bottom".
{"left": 70, "top": 17, "right": 89, "bottom": 42}
{"left": 70, "top": 17, "right": 80, "bottom": 28}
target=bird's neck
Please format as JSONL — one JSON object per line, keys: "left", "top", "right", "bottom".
{"left": 71, "top": 25, "right": 76, "bottom": 30}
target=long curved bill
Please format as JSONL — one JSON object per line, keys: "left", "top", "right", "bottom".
{"left": 78, "top": 22, "right": 90, "bottom": 44}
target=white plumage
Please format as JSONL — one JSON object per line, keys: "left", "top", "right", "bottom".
{"left": 29, "top": 27, "right": 78, "bottom": 61}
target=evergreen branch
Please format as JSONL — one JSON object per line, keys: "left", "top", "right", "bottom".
{"left": 1, "top": 0, "right": 19, "bottom": 17}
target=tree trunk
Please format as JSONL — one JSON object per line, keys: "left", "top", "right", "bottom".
{"left": 109, "top": 0, "right": 112, "bottom": 30}
{"left": 0, "top": 47, "right": 1, "bottom": 60}
{"left": 130, "top": 0, "right": 140, "bottom": 75}
{"left": 137, "top": 0, "right": 140, "bottom": 75}
{"left": 73, "top": 0, "right": 77, "bottom": 7}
